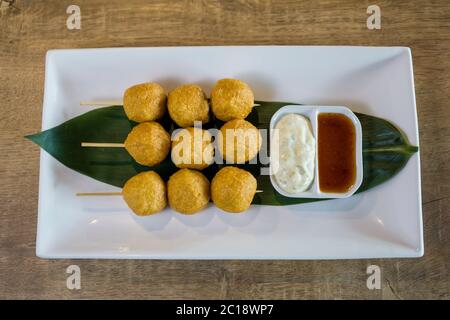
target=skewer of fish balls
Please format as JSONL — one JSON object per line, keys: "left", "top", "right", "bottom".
{"left": 80, "top": 79, "right": 260, "bottom": 112}
{"left": 78, "top": 167, "right": 260, "bottom": 216}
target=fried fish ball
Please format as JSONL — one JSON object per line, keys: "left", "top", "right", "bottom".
{"left": 123, "top": 82, "right": 166, "bottom": 123}
{"left": 122, "top": 171, "right": 167, "bottom": 216}
{"left": 171, "top": 127, "right": 214, "bottom": 170}
{"left": 211, "top": 166, "right": 257, "bottom": 213}
{"left": 211, "top": 78, "right": 254, "bottom": 121}
{"left": 218, "top": 119, "right": 262, "bottom": 163}
{"left": 167, "top": 169, "right": 210, "bottom": 214}
{"left": 124, "top": 122, "right": 171, "bottom": 166}
{"left": 168, "top": 84, "right": 210, "bottom": 127}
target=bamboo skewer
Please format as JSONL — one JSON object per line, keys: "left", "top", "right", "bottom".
{"left": 81, "top": 142, "right": 125, "bottom": 148}
{"left": 80, "top": 100, "right": 261, "bottom": 107}
{"left": 80, "top": 100, "right": 123, "bottom": 106}
{"left": 77, "top": 190, "right": 263, "bottom": 196}
{"left": 76, "top": 192, "right": 122, "bottom": 196}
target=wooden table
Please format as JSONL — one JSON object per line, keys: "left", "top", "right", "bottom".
{"left": 0, "top": 0, "right": 448, "bottom": 299}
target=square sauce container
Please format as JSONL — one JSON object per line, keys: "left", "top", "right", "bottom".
{"left": 269, "top": 105, "right": 363, "bottom": 198}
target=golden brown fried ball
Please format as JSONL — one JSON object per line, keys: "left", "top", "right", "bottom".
{"left": 123, "top": 82, "right": 167, "bottom": 123}
{"left": 124, "top": 122, "right": 171, "bottom": 166}
{"left": 168, "top": 84, "right": 210, "bottom": 127}
{"left": 167, "top": 169, "right": 210, "bottom": 214}
{"left": 218, "top": 119, "right": 262, "bottom": 163}
{"left": 211, "top": 166, "right": 257, "bottom": 213}
{"left": 122, "top": 171, "right": 167, "bottom": 216}
{"left": 211, "top": 78, "right": 254, "bottom": 121}
{"left": 171, "top": 127, "right": 214, "bottom": 170}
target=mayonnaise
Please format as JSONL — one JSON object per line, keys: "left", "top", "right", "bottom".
{"left": 272, "top": 113, "right": 315, "bottom": 193}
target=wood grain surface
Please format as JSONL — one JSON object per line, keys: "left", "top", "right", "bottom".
{"left": 0, "top": 0, "right": 449, "bottom": 300}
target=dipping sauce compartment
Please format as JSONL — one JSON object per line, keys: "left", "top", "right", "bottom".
{"left": 318, "top": 113, "right": 357, "bottom": 193}
{"left": 269, "top": 105, "right": 363, "bottom": 199}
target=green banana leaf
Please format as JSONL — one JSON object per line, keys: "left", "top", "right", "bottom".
{"left": 26, "top": 101, "right": 418, "bottom": 206}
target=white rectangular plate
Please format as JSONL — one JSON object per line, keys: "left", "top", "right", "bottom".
{"left": 37, "top": 46, "right": 423, "bottom": 259}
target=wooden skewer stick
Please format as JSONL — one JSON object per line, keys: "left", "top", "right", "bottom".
{"left": 77, "top": 190, "right": 263, "bottom": 196}
{"left": 81, "top": 142, "right": 125, "bottom": 148}
{"left": 80, "top": 100, "right": 123, "bottom": 106}
{"left": 76, "top": 192, "right": 122, "bottom": 196}
{"left": 80, "top": 101, "right": 261, "bottom": 107}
